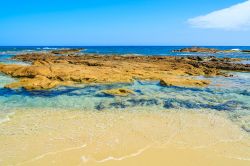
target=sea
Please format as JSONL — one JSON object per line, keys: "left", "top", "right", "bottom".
{"left": 0, "top": 46, "right": 250, "bottom": 126}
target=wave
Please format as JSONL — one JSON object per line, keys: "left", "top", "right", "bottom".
{"left": 0, "top": 112, "right": 15, "bottom": 124}
{"left": 231, "top": 48, "right": 241, "bottom": 51}
{"left": 84, "top": 145, "right": 151, "bottom": 163}
{"left": 42, "top": 47, "right": 59, "bottom": 50}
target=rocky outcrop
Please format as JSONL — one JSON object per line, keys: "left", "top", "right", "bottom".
{"left": 102, "top": 88, "right": 134, "bottom": 97}
{"left": 186, "top": 59, "right": 250, "bottom": 72}
{"left": 185, "top": 56, "right": 242, "bottom": 63}
{"left": 0, "top": 52, "right": 246, "bottom": 90}
{"left": 50, "top": 49, "right": 84, "bottom": 55}
{"left": 160, "top": 77, "right": 210, "bottom": 88}
{"left": 5, "top": 75, "right": 73, "bottom": 90}
{"left": 182, "top": 56, "right": 250, "bottom": 73}
{"left": 242, "top": 50, "right": 250, "bottom": 53}
{"left": 173, "top": 47, "right": 220, "bottom": 53}
{"left": 173, "top": 47, "right": 250, "bottom": 54}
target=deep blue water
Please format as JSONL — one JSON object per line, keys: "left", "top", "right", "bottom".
{"left": 1, "top": 46, "right": 250, "bottom": 58}
{"left": 0, "top": 46, "right": 250, "bottom": 131}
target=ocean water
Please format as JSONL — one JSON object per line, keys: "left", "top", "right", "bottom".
{"left": 1, "top": 46, "right": 250, "bottom": 58}
{"left": 0, "top": 47, "right": 250, "bottom": 114}
{"left": 0, "top": 46, "right": 250, "bottom": 165}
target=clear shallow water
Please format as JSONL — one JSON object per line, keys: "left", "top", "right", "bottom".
{"left": 0, "top": 46, "right": 250, "bottom": 132}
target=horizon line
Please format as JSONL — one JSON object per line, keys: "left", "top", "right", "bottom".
{"left": 1, "top": 45, "right": 250, "bottom": 47}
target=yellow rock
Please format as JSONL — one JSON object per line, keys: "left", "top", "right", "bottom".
{"left": 5, "top": 75, "right": 73, "bottom": 90}
{"left": 160, "top": 77, "right": 210, "bottom": 88}
{"left": 0, "top": 53, "right": 222, "bottom": 90}
{"left": 102, "top": 88, "right": 134, "bottom": 97}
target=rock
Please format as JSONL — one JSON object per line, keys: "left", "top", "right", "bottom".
{"left": 173, "top": 47, "right": 219, "bottom": 53}
{"left": 186, "top": 56, "right": 204, "bottom": 61}
{"left": 184, "top": 56, "right": 250, "bottom": 72}
{"left": 4, "top": 75, "right": 73, "bottom": 90}
{"left": 14, "top": 53, "right": 52, "bottom": 63}
{"left": 188, "top": 61, "right": 250, "bottom": 72}
{"left": 241, "top": 50, "right": 250, "bottom": 53}
{"left": 51, "top": 49, "right": 84, "bottom": 55}
{"left": 160, "top": 77, "right": 210, "bottom": 88}
{"left": 0, "top": 64, "right": 52, "bottom": 78}
{"left": 242, "top": 123, "right": 250, "bottom": 132}
{"left": 0, "top": 53, "right": 245, "bottom": 91}
{"left": 222, "top": 49, "right": 241, "bottom": 53}
{"left": 220, "top": 58, "right": 242, "bottom": 62}
{"left": 102, "top": 88, "right": 134, "bottom": 97}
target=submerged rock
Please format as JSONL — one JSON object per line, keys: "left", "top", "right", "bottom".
{"left": 242, "top": 124, "right": 250, "bottom": 132}
{"left": 102, "top": 88, "right": 134, "bottom": 97}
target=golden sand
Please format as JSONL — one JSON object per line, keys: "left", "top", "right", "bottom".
{"left": 0, "top": 109, "right": 249, "bottom": 166}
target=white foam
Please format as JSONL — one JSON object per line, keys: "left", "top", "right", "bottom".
{"left": 16, "top": 144, "right": 87, "bottom": 166}
{"left": 0, "top": 112, "right": 15, "bottom": 124}
{"left": 81, "top": 145, "right": 151, "bottom": 164}
{"left": 0, "top": 116, "right": 10, "bottom": 124}
{"left": 42, "top": 47, "right": 58, "bottom": 50}
{"left": 231, "top": 49, "right": 241, "bottom": 51}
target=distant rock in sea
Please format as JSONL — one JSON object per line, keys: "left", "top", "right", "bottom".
{"left": 172, "top": 47, "right": 249, "bottom": 54}
{"left": 172, "top": 47, "right": 220, "bottom": 53}
{"left": 242, "top": 50, "right": 250, "bottom": 53}
{"left": 51, "top": 48, "right": 84, "bottom": 55}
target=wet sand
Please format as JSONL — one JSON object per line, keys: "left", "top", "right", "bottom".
{"left": 0, "top": 109, "right": 249, "bottom": 166}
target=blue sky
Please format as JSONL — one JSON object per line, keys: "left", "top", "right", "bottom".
{"left": 0, "top": 0, "right": 250, "bottom": 46}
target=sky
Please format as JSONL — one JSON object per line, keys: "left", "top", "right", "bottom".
{"left": 0, "top": 0, "right": 250, "bottom": 46}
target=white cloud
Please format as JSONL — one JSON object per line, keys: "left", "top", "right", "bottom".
{"left": 188, "top": 0, "right": 250, "bottom": 30}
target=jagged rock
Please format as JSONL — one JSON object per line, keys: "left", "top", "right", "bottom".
{"left": 102, "top": 88, "right": 134, "bottom": 97}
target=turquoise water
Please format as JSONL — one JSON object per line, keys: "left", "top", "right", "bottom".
{"left": 0, "top": 46, "right": 250, "bottom": 132}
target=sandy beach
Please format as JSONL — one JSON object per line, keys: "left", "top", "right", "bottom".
{"left": 0, "top": 109, "right": 249, "bottom": 166}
